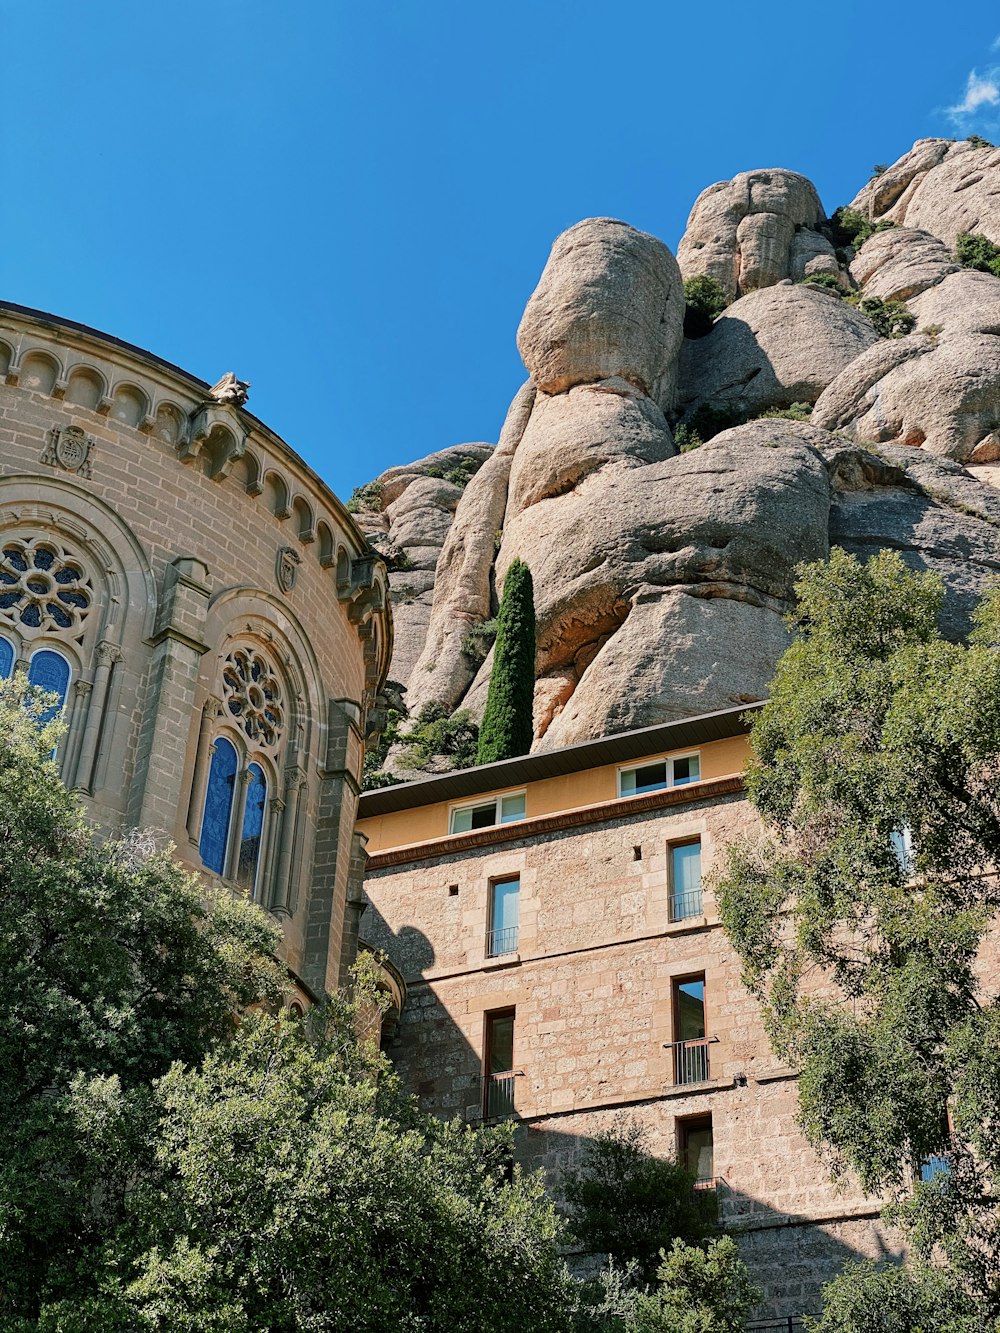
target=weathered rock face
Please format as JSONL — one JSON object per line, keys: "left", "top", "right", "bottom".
{"left": 516, "top": 218, "right": 685, "bottom": 411}
{"left": 851, "top": 139, "right": 1000, "bottom": 248}
{"left": 848, "top": 227, "right": 958, "bottom": 303}
{"left": 358, "top": 141, "right": 1000, "bottom": 767}
{"left": 677, "top": 169, "right": 824, "bottom": 302}
{"left": 351, "top": 442, "right": 493, "bottom": 686}
{"left": 678, "top": 284, "right": 879, "bottom": 421}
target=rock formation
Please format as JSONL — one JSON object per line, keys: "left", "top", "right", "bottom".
{"left": 354, "top": 138, "right": 1000, "bottom": 771}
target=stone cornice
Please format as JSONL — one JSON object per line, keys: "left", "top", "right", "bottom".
{"left": 364, "top": 774, "right": 746, "bottom": 870}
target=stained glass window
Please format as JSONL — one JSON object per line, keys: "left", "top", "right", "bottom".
{"left": 237, "top": 762, "right": 267, "bottom": 895}
{"left": 199, "top": 737, "right": 238, "bottom": 875}
{"left": 0, "top": 637, "right": 14, "bottom": 680}
{"left": 27, "top": 649, "right": 71, "bottom": 725}
{"left": 0, "top": 538, "right": 92, "bottom": 640}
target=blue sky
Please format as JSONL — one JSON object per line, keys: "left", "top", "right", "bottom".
{"left": 3, "top": 2, "right": 1000, "bottom": 500}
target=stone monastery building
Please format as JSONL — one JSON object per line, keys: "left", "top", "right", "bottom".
{"left": 1, "top": 298, "right": 908, "bottom": 1323}
{"left": 358, "top": 710, "right": 903, "bottom": 1323}
{"left": 0, "top": 301, "right": 392, "bottom": 1002}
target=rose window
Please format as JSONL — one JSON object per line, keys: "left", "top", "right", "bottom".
{"left": 0, "top": 537, "right": 92, "bottom": 638}
{"left": 223, "top": 646, "right": 284, "bottom": 749}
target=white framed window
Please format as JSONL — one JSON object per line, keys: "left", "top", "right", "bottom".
{"left": 449, "top": 790, "right": 526, "bottom": 835}
{"left": 890, "top": 823, "right": 915, "bottom": 875}
{"left": 619, "top": 751, "right": 700, "bottom": 798}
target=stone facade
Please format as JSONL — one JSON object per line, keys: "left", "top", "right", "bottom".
{"left": 0, "top": 301, "right": 392, "bottom": 998}
{"left": 357, "top": 714, "right": 900, "bottom": 1320}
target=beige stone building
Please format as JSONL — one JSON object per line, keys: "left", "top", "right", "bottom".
{"left": 0, "top": 300, "right": 392, "bottom": 1000}
{"left": 358, "top": 707, "right": 901, "bottom": 1322}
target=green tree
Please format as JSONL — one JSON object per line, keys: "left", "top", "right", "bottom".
{"left": 806, "top": 1260, "right": 983, "bottom": 1333}
{"left": 682, "top": 276, "right": 728, "bottom": 339}
{"left": 716, "top": 548, "right": 1000, "bottom": 1321}
{"left": 562, "top": 1118, "right": 717, "bottom": 1287}
{"left": 0, "top": 676, "right": 283, "bottom": 1324}
{"left": 478, "top": 557, "right": 536, "bottom": 764}
{"left": 574, "top": 1239, "right": 760, "bottom": 1333}
{"left": 38, "top": 984, "right": 577, "bottom": 1333}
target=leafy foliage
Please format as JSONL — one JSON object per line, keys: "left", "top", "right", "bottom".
{"left": 478, "top": 558, "right": 536, "bottom": 764}
{"left": 967, "top": 135, "right": 995, "bottom": 150}
{"left": 828, "top": 207, "right": 896, "bottom": 250}
{"left": 562, "top": 1119, "right": 717, "bottom": 1287}
{"left": 461, "top": 617, "right": 498, "bottom": 663}
{"left": 399, "top": 700, "right": 480, "bottom": 770}
{"left": 573, "top": 1239, "right": 760, "bottom": 1333}
{"left": 800, "top": 272, "right": 844, "bottom": 294}
{"left": 0, "top": 677, "right": 284, "bottom": 1323}
{"left": 345, "top": 480, "right": 384, "bottom": 514}
{"left": 853, "top": 294, "right": 916, "bottom": 338}
{"left": 806, "top": 1260, "right": 984, "bottom": 1333}
{"left": 673, "top": 424, "right": 703, "bottom": 452}
{"left": 361, "top": 678, "right": 407, "bottom": 789}
{"left": 682, "top": 276, "right": 728, "bottom": 339}
{"left": 955, "top": 231, "right": 1000, "bottom": 279}
{"left": 716, "top": 548, "right": 1000, "bottom": 1317}
{"left": 760, "top": 402, "right": 813, "bottom": 422}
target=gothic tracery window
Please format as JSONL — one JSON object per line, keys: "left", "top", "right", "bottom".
{"left": 0, "top": 636, "right": 13, "bottom": 680}
{"left": 27, "top": 649, "right": 72, "bottom": 725}
{"left": 236, "top": 762, "right": 267, "bottom": 896}
{"left": 0, "top": 537, "right": 92, "bottom": 640}
{"left": 222, "top": 645, "right": 284, "bottom": 749}
{"left": 199, "top": 736, "right": 239, "bottom": 876}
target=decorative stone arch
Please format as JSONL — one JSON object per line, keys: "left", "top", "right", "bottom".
{"left": 229, "top": 447, "right": 264, "bottom": 497}
{"left": 0, "top": 337, "right": 13, "bottom": 379}
{"left": 153, "top": 400, "right": 186, "bottom": 446}
{"left": 188, "top": 587, "right": 327, "bottom": 917}
{"left": 292, "top": 494, "right": 315, "bottom": 544}
{"left": 17, "top": 347, "right": 62, "bottom": 395}
{"left": 64, "top": 362, "right": 109, "bottom": 412}
{"left": 316, "top": 520, "right": 336, "bottom": 569}
{"left": 0, "top": 474, "right": 156, "bottom": 792}
{"left": 262, "top": 469, "right": 291, "bottom": 519}
{"left": 109, "top": 380, "right": 151, "bottom": 430}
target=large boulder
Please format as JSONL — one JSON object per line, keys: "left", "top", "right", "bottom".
{"left": 849, "top": 227, "right": 959, "bottom": 303}
{"left": 851, "top": 139, "right": 1000, "bottom": 249}
{"left": 516, "top": 218, "right": 685, "bottom": 410}
{"left": 812, "top": 328, "right": 1000, "bottom": 461}
{"left": 909, "top": 268, "right": 1000, "bottom": 336}
{"left": 506, "top": 378, "right": 674, "bottom": 520}
{"left": 352, "top": 442, "right": 494, "bottom": 686}
{"left": 677, "top": 169, "right": 825, "bottom": 302}
{"left": 677, "top": 284, "right": 880, "bottom": 421}
{"left": 497, "top": 420, "right": 833, "bottom": 743}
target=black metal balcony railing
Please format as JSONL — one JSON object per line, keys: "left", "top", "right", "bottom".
{"left": 669, "top": 888, "right": 703, "bottom": 922}
{"left": 485, "top": 924, "right": 519, "bottom": 958}
{"left": 484, "top": 1070, "right": 522, "bottom": 1120}
{"left": 666, "top": 1035, "right": 718, "bottom": 1084}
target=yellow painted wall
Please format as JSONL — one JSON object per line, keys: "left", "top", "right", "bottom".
{"left": 357, "top": 733, "right": 751, "bottom": 854}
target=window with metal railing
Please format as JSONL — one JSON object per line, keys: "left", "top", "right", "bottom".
{"left": 669, "top": 839, "right": 703, "bottom": 921}
{"left": 483, "top": 1008, "right": 519, "bottom": 1120}
{"left": 670, "top": 976, "right": 715, "bottom": 1084}
{"left": 486, "top": 876, "right": 520, "bottom": 958}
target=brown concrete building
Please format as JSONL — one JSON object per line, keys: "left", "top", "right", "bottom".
{"left": 358, "top": 707, "right": 901, "bottom": 1321}
{"left": 0, "top": 301, "right": 392, "bottom": 999}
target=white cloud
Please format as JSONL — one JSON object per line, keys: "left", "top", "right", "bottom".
{"left": 948, "top": 68, "right": 1000, "bottom": 119}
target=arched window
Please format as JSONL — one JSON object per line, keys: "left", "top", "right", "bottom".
{"left": 0, "top": 636, "right": 14, "bottom": 680}
{"left": 199, "top": 737, "right": 239, "bottom": 875}
{"left": 236, "top": 762, "right": 267, "bottom": 895}
{"left": 27, "top": 649, "right": 71, "bottom": 725}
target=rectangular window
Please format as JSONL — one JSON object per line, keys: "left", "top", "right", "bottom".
{"left": 672, "top": 975, "right": 710, "bottom": 1084}
{"left": 450, "top": 790, "right": 526, "bottom": 834}
{"left": 891, "top": 823, "right": 915, "bottom": 875}
{"left": 678, "top": 1114, "right": 714, "bottom": 1183}
{"left": 484, "top": 1008, "right": 517, "bottom": 1120}
{"left": 619, "top": 752, "right": 700, "bottom": 798}
{"left": 669, "top": 840, "right": 703, "bottom": 921}
{"left": 487, "top": 876, "right": 520, "bottom": 957}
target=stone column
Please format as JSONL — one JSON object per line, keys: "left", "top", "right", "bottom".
{"left": 130, "top": 557, "right": 211, "bottom": 835}
{"left": 270, "top": 764, "right": 307, "bottom": 920}
{"left": 338, "top": 829, "right": 370, "bottom": 989}
{"left": 301, "top": 696, "right": 365, "bottom": 998}
{"left": 73, "top": 640, "right": 123, "bottom": 794}
{"left": 62, "top": 678, "right": 92, "bottom": 788}
{"left": 185, "top": 697, "right": 224, "bottom": 845}
{"left": 259, "top": 793, "right": 285, "bottom": 905}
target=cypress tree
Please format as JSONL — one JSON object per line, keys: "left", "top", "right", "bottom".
{"left": 477, "top": 558, "right": 535, "bottom": 764}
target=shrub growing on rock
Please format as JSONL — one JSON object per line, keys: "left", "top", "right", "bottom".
{"left": 955, "top": 231, "right": 1000, "bottom": 278}
{"left": 682, "top": 275, "right": 728, "bottom": 339}
{"left": 854, "top": 294, "right": 916, "bottom": 338}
